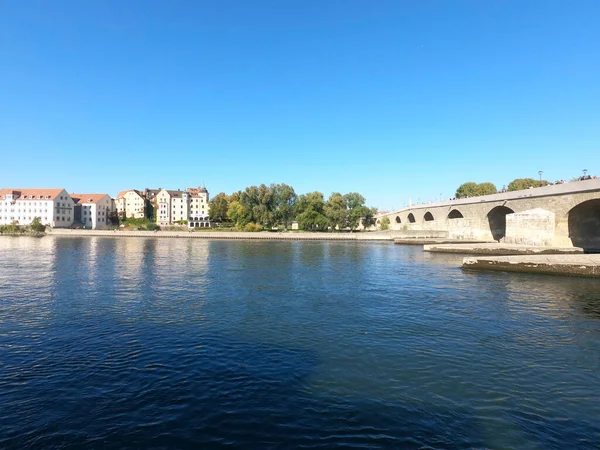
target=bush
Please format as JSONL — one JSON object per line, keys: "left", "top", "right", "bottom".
{"left": 244, "top": 222, "right": 263, "bottom": 232}
{"left": 380, "top": 217, "right": 390, "bottom": 230}
{"left": 0, "top": 223, "right": 23, "bottom": 234}
{"left": 120, "top": 217, "right": 160, "bottom": 231}
{"left": 30, "top": 217, "right": 46, "bottom": 232}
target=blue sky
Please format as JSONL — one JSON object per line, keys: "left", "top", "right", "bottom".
{"left": 1, "top": 1, "right": 598, "bottom": 211}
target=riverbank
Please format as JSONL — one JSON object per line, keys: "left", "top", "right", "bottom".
{"left": 0, "top": 231, "right": 45, "bottom": 237}
{"left": 43, "top": 228, "right": 397, "bottom": 241}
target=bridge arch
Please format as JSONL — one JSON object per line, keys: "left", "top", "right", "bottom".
{"left": 424, "top": 212, "right": 434, "bottom": 221}
{"left": 487, "top": 206, "right": 514, "bottom": 241}
{"left": 568, "top": 199, "right": 600, "bottom": 251}
{"left": 408, "top": 213, "right": 416, "bottom": 223}
{"left": 395, "top": 216, "right": 401, "bottom": 224}
{"left": 448, "top": 209, "right": 464, "bottom": 219}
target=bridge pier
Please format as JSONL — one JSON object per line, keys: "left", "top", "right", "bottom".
{"left": 377, "top": 179, "right": 600, "bottom": 250}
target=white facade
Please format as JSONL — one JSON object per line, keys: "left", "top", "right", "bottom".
{"left": 156, "top": 189, "right": 193, "bottom": 225}
{"left": 0, "top": 188, "right": 74, "bottom": 228}
{"left": 171, "top": 191, "right": 189, "bottom": 223}
{"left": 156, "top": 189, "right": 172, "bottom": 225}
{"left": 72, "top": 194, "right": 114, "bottom": 229}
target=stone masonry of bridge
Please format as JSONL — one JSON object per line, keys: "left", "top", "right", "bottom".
{"left": 376, "top": 178, "right": 600, "bottom": 250}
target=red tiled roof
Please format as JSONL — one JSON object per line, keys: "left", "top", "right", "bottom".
{"left": 116, "top": 189, "right": 142, "bottom": 199}
{"left": 0, "top": 188, "right": 66, "bottom": 201}
{"left": 71, "top": 193, "right": 110, "bottom": 205}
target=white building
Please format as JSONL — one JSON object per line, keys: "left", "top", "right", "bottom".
{"left": 0, "top": 188, "right": 74, "bottom": 228}
{"left": 71, "top": 193, "right": 115, "bottom": 229}
{"left": 155, "top": 189, "right": 190, "bottom": 225}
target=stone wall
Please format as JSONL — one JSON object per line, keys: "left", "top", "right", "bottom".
{"left": 505, "top": 209, "right": 555, "bottom": 246}
{"left": 378, "top": 179, "right": 600, "bottom": 247}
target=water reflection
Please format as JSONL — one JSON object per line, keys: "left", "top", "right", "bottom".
{"left": 1, "top": 237, "right": 599, "bottom": 449}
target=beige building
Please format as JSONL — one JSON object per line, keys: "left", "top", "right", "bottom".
{"left": 115, "top": 190, "right": 147, "bottom": 219}
{"left": 71, "top": 193, "right": 115, "bottom": 229}
{"left": 188, "top": 187, "right": 210, "bottom": 228}
{"left": 153, "top": 186, "right": 211, "bottom": 227}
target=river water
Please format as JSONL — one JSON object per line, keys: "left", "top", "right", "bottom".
{"left": 0, "top": 237, "right": 599, "bottom": 449}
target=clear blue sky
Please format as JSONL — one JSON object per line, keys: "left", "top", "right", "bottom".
{"left": 1, "top": 1, "right": 598, "bottom": 211}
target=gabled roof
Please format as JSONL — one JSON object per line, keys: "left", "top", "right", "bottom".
{"left": 116, "top": 189, "right": 143, "bottom": 199}
{"left": 167, "top": 190, "right": 184, "bottom": 198}
{"left": 188, "top": 186, "right": 208, "bottom": 195}
{"left": 156, "top": 189, "right": 185, "bottom": 199}
{"left": 0, "top": 188, "right": 66, "bottom": 201}
{"left": 144, "top": 189, "right": 161, "bottom": 198}
{"left": 71, "top": 193, "right": 110, "bottom": 205}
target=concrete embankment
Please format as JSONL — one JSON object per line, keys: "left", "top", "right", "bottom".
{"left": 424, "top": 243, "right": 583, "bottom": 255}
{"left": 395, "top": 239, "right": 492, "bottom": 245}
{"left": 45, "top": 229, "right": 396, "bottom": 241}
{"left": 462, "top": 255, "right": 600, "bottom": 278}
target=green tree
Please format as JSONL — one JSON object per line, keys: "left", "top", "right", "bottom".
{"left": 475, "top": 182, "right": 498, "bottom": 196}
{"left": 253, "top": 184, "right": 276, "bottom": 227}
{"left": 227, "top": 201, "right": 252, "bottom": 227}
{"left": 507, "top": 177, "right": 549, "bottom": 191}
{"left": 344, "top": 192, "right": 367, "bottom": 231}
{"left": 272, "top": 183, "right": 296, "bottom": 229}
{"left": 29, "top": 217, "right": 46, "bottom": 232}
{"left": 108, "top": 211, "right": 119, "bottom": 226}
{"left": 208, "top": 192, "right": 229, "bottom": 222}
{"left": 361, "top": 207, "right": 378, "bottom": 229}
{"left": 344, "top": 192, "right": 366, "bottom": 210}
{"left": 295, "top": 191, "right": 328, "bottom": 231}
{"left": 145, "top": 201, "right": 155, "bottom": 220}
{"left": 456, "top": 181, "right": 498, "bottom": 198}
{"left": 380, "top": 216, "right": 390, "bottom": 230}
{"left": 324, "top": 192, "right": 348, "bottom": 231}
{"left": 239, "top": 185, "right": 259, "bottom": 224}
{"left": 455, "top": 182, "right": 479, "bottom": 199}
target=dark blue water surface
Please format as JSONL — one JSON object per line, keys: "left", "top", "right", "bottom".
{"left": 1, "top": 237, "right": 599, "bottom": 449}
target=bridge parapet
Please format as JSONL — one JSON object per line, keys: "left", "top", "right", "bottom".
{"left": 377, "top": 179, "right": 600, "bottom": 249}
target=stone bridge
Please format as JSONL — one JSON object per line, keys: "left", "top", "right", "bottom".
{"left": 376, "top": 179, "right": 600, "bottom": 250}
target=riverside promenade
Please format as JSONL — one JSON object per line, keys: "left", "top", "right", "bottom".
{"left": 46, "top": 229, "right": 397, "bottom": 241}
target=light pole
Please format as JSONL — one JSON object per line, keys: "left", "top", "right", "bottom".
{"left": 538, "top": 170, "right": 543, "bottom": 187}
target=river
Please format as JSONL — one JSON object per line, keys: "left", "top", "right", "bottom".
{"left": 0, "top": 237, "right": 599, "bottom": 449}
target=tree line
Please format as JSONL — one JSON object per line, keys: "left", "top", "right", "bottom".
{"left": 208, "top": 183, "right": 378, "bottom": 231}
{"left": 455, "top": 177, "right": 550, "bottom": 199}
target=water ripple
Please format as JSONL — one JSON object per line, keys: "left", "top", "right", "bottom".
{"left": 0, "top": 237, "right": 599, "bottom": 449}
